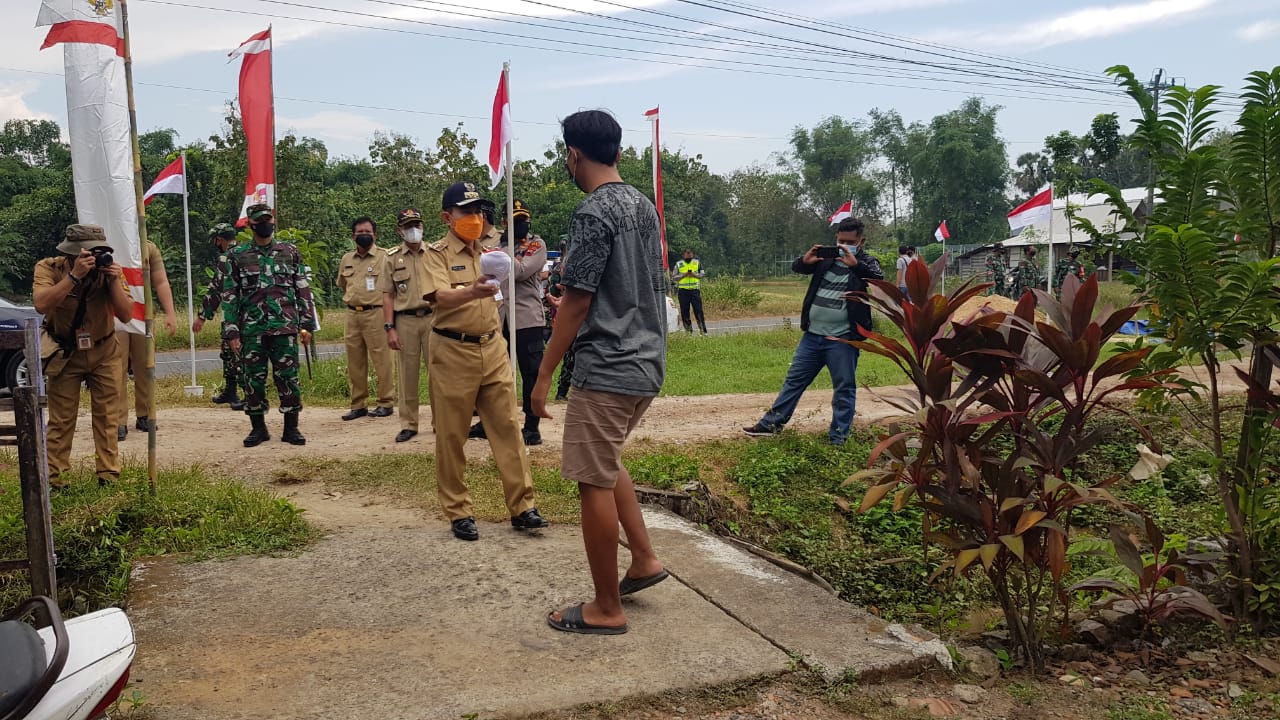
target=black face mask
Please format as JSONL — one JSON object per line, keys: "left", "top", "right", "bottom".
{"left": 355, "top": 233, "right": 375, "bottom": 248}
{"left": 514, "top": 219, "right": 530, "bottom": 240}
{"left": 252, "top": 222, "right": 274, "bottom": 238}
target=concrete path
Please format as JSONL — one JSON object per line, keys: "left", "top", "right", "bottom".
{"left": 150, "top": 316, "right": 799, "bottom": 378}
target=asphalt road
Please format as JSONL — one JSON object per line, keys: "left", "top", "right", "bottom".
{"left": 151, "top": 315, "right": 799, "bottom": 379}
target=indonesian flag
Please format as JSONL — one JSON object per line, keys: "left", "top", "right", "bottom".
{"left": 143, "top": 155, "right": 185, "bottom": 206}
{"left": 645, "top": 107, "right": 668, "bottom": 269}
{"left": 828, "top": 200, "right": 853, "bottom": 225}
{"left": 230, "top": 28, "right": 275, "bottom": 226}
{"left": 1008, "top": 188, "right": 1053, "bottom": 231}
{"left": 37, "top": 0, "right": 144, "bottom": 333}
{"left": 934, "top": 221, "right": 951, "bottom": 243}
{"left": 488, "top": 69, "right": 511, "bottom": 189}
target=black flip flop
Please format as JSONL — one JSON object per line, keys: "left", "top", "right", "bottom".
{"left": 547, "top": 604, "right": 628, "bottom": 635}
{"left": 619, "top": 569, "right": 669, "bottom": 597}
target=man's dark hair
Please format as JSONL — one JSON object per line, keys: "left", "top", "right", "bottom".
{"left": 351, "top": 216, "right": 377, "bottom": 233}
{"left": 562, "top": 110, "right": 622, "bottom": 166}
{"left": 836, "top": 217, "right": 865, "bottom": 235}
{"left": 907, "top": 245, "right": 916, "bottom": 255}
{"left": 898, "top": 245, "right": 908, "bottom": 255}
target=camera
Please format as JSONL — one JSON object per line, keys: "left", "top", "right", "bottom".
{"left": 92, "top": 249, "right": 113, "bottom": 268}
{"left": 815, "top": 246, "right": 842, "bottom": 260}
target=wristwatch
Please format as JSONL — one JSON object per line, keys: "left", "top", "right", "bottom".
{"left": 384, "top": 322, "right": 395, "bottom": 331}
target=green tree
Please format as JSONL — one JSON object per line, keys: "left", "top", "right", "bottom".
{"left": 788, "top": 116, "right": 880, "bottom": 221}
{"left": 907, "top": 98, "right": 1009, "bottom": 246}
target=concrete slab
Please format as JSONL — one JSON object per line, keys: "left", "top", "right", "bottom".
{"left": 641, "top": 506, "right": 952, "bottom": 682}
{"left": 128, "top": 521, "right": 789, "bottom": 720}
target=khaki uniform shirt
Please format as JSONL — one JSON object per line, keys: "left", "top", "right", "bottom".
{"left": 337, "top": 246, "right": 388, "bottom": 308}
{"left": 379, "top": 242, "right": 431, "bottom": 313}
{"left": 422, "top": 231, "right": 502, "bottom": 336}
{"left": 33, "top": 257, "right": 129, "bottom": 344}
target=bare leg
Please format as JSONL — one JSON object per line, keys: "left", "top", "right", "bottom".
{"left": 614, "top": 468, "right": 664, "bottom": 580}
{"left": 551, "top": 483, "right": 627, "bottom": 628}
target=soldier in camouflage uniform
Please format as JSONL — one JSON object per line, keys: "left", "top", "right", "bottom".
{"left": 221, "top": 204, "right": 315, "bottom": 447}
{"left": 1053, "top": 248, "right": 1086, "bottom": 297}
{"left": 1010, "top": 247, "right": 1043, "bottom": 300}
{"left": 986, "top": 244, "right": 1008, "bottom": 298}
{"left": 192, "top": 223, "right": 244, "bottom": 410}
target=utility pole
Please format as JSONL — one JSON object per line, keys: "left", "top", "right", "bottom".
{"left": 890, "top": 164, "right": 899, "bottom": 243}
{"left": 1145, "top": 68, "right": 1176, "bottom": 218}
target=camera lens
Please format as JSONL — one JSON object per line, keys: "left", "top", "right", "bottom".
{"left": 95, "top": 252, "right": 113, "bottom": 268}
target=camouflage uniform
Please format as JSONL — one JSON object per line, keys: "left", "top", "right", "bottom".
{"left": 546, "top": 255, "right": 574, "bottom": 400}
{"left": 1053, "top": 256, "right": 1086, "bottom": 296}
{"left": 221, "top": 234, "right": 315, "bottom": 417}
{"left": 199, "top": 242, "right": 242, "bottom": 399}
{"left": 1010, "top": 259, "right": 1043, "bottom": 300}
{"left": 986, "top": 252, "right": 1008, "bottom": 298}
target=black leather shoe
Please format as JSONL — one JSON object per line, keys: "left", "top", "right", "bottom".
{"left": 341, "top": 408, "right": 368, "bottom": 421}
{"left": 451, "top": 517, "right": 480, "bottom": 541}
{"left": 136, "top": 416, "right": 154, "bottom": 432}
{"left": 117, "top": 425, "right": 127, "bottom": 441}
{"left": 511, "top": 508, "right": 549, "bottom": 531}
{"left": 395, "top": 429, "right": 418, "bottom": 443}
{"left": 230, "top": 400, "right": 246, "bottom": 411}
{"left": 522, "top": 429, "right": 542, "bottom": 446}
{"left": 468, "top": 422, "right": 487, "bottom": 439}
{"left": 369, "top": 406, "right": 393, "bottom": 418}
{"left": 211, "top": 388, "right": 238, "bottom": 405}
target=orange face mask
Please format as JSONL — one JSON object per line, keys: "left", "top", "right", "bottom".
{"left": 452, "top": 213, "right": 484, "bottom": 242}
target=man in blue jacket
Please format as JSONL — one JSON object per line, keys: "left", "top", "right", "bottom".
{"left": 743, "top": 217, "right": 883, "bottom": 446}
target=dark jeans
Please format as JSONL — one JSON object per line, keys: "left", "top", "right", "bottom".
{"left": 759, "top": 331, "right": 860, "bottom": 444}
{"left": 677, "top": 288, "right": 707, "bottom": 333}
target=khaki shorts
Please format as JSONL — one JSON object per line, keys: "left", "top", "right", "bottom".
{"left": 561, "top": 387, "right": 655, "bottom": 489}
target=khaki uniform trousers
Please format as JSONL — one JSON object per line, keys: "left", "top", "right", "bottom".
{"left": 345, "top": 308, "right": 395, "bottom": 410}
{"left": 47, "top": 338, "right": 122, "bottom": 484}
{"left": 396, "top": 314, "right": 433, "bottom": 432}
{"left": 114, "top": 330, "right": 151, "bottom": 425}
{"left": 428, "top": 333, "right": 535, "bottom": 521}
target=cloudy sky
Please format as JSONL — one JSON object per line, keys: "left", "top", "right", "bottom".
{"left": 3, "top": 0, "right": 1278, "bottom": 174}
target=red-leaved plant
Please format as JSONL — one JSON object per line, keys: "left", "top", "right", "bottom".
{"left": 846, "top": 256, "right": 1177, "bottom": 672}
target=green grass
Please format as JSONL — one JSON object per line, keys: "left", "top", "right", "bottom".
{"left": 0, "top": 457, "right": 315, "bottom": 615}
{"left": 145, "top": 307, "right": 349, "bottom": 352}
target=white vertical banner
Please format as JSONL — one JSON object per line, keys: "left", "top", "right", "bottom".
{"left": 37, "top": 0, "right": 144, "bottom": 333}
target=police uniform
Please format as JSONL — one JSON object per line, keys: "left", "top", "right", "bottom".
{"left": 338, "top": 243, "right": 394, "bottom": 413}
{"left": 34, "top": 225, "right": 130, "bottom": 486}
{"left": 423, "top": 184, "right": 539, "bottom": 531}
{"left": 673, "top": 255, "right": 707, "bottom": 334}
{"left": 114, "top": 240, "right": 164, "bottom": 435}
{"left": 380, "top": 211, "right": 434, "bottom": 435}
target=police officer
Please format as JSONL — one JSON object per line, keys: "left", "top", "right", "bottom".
{"left": 222, "top": 204, "right": 315, "bottom": 447}
{"left": 673, "top": 248, "right": 707, "bottom": 334}
{"left": 338, "top": 216, "right": 395, "bottom": 420}
{"left": 381, "top": 208, "right": 434, "bottom": 443}
{"left": 33, "top": 224, "right": 134, "bottom": 487}
{"left": 424, "top": 181, "right": 548, "bottom": 541}
{"left": 193, "top": 223, "right": 244, "bottom": 411}
{"left": 115, "top": 237, "right": 179, "bottom": 440}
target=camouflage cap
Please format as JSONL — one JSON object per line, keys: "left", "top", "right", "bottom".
{"left": 209, "top": 222, "right": 237, "bottom": 240}
{"left": 56, "top": 224, "right": 113, "bottom": 255}
{"left": 246, "top": 204, "right": 274, "bottom": 221}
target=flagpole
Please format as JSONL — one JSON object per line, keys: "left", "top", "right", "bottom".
{"left": 503, "top": 62, "right": 517, "bottom": 378}
{"left": 942, "top": 227, "right": 947, "bottom": 294}
{"left": 119, "top": 0, "right": 157, "bottom": 494}
{"left": 268, "top": 24, "right": 278, "bottom": 223}
{"left": 1047, "top": 187, "right": 1054, "bottom": 292}
{"left": 180, "top": 151, "right": 202, "bottom": 396}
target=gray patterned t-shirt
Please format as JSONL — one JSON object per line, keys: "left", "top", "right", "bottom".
{"left": 560, "top": 182, "right": 667, "bottom": 396}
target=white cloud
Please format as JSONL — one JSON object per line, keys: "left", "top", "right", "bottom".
{"left": 277, "top": 110, "right": 381, "bottom": 143}
{"left": 923, "top": 0, "right": 1217, "bottom": 51}
{"left": 1238, "top": 19, "right": 1280, "bottom": 41}
{"left": 0, "top": 81, "right": 54, "bottom": 124}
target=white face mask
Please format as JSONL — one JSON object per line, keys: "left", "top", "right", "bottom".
{"left": 403, "top": 227, "right": 423, "bottom": 244}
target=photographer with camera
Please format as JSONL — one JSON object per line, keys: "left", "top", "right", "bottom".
{"left": 742, "top": 217, "right": 882, "bottom": 446}
{"left": 33, "top": 224, "right": 135, "bottom": 487}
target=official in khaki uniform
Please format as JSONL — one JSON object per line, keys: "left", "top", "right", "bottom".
{"left": 424, "top": 181, "right": 548, "bottom": 541}
{"left": 115, "top": 239, "right": 178, "bottom": 440}
{"left": 338, "top": 215, "right": 395, "bottom": 420}
{"left": 381, "top": 208, "right": 434, "bottom": 443}
{"left": 33, "top": 225, "right": 135, "bottom": 487}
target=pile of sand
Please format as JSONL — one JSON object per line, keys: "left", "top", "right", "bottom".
{"left": 953, "top": 294, "right": 1040, "bottom": 322}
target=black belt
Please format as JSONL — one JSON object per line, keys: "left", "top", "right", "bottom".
{"left": 395, "top": 308, "right": 432, "bottom": 318}
{"left": 433, "top": 327, "right": 497, "bottom": 344}
{"left": 347, "top": 304, "right": 382, "bottom": 312}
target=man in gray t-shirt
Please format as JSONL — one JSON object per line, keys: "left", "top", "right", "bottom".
{"left": 534, "top": 110, "right": 669, "bottom": 636}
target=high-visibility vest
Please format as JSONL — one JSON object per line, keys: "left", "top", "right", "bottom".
{"left": 676, "top": 259, "right": 701, "bottom": 290}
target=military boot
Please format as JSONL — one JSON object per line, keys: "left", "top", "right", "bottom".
{"left": 243, "top": 414, "right": 270, "bottom": 447}
{"left": 211, "top": 385, "right": 238, "bottom": 405}
{"left": 282, "top": 412, "right": 306, "bottom": 446}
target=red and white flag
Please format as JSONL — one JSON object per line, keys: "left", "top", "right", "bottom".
{"left": 1008, "top": 188, "right": 1053, "bottom": 231}
{"left": 230, "top": 28, "right": 275, "bottom": 225}
{"left": 828, "top": 200, "right": 853, "bottom": 225}
{"left": 143, "top": 156, "right": 185, "bottom": 206}
{"left": 37, "top": 0, "right": 144, "bottom": 332}
{"left": 645, "top": 106, "right": 668, "bottom": 269}
{"left": 934, "top": 221, "right": 951, "bottom": 243}
{"left": 488, "top": 69, "right": 512, "bottom": 189}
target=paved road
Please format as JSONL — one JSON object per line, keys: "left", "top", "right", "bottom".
{"left": 152, "top": 315, "right": 800, "bottom": 379}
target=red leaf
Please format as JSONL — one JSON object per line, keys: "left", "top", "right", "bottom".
{"left": 1070, "top": 274, "right": 1100, "bottom": 340}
